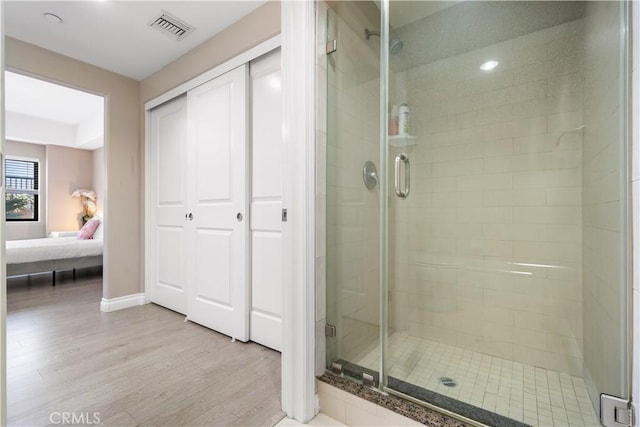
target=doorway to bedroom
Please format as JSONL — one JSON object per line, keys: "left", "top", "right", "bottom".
{"left": 3, "top": 70, "right": 108, "bottom": 424}
{"left": 4, "top": 70, "right": 106, "bottom": 287}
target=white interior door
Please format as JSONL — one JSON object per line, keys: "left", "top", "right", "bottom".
{"left": 249, "top": 50, "right": 283, "bottom": 351}
{"left": 149, "top": 95, "right": 188, "bottom": 314}
{"left": 186, "top": 65, "right": 249, "bottom": 341}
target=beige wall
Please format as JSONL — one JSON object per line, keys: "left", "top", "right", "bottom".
{"left": 140, "top": 0, "right": 280, "bottom": 102}
{"left": 92, "top": 147, "right": 105, "bottom": 217}
{"left": 46, "top": 145, "right": 93, "bottom": 233}
{"left": 6, "top": 141, "right": 101, "bottom": 237}
{"left": 4, "top": 140, "right": 46, "bottom": 240}
{"left": 5, "top": 37, "right": 141, "bottom": 299}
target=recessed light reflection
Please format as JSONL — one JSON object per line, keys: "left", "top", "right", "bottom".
{"left": 480, "top": 60, "right": 499, "bottom": 71}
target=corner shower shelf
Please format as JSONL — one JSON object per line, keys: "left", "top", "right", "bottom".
{"left": 388, "top": 135, "right": 417, "bottom": 147}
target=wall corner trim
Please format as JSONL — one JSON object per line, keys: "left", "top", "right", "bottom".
{"left": 100, "top": 293, "right": 148, "bottom": 312}
{"left": 281, "top": 0, "right": 317, "bottom": 423}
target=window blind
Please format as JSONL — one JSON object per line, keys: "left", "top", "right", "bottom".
{"left": 5, "top": 159, "right": 38, "bottom": 195}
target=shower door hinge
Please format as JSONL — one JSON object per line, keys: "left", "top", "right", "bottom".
{"left": 326, "top": 40, "right": 337, "bottom": 54}
{"left": 600, "top": 394, "right": 633, "bottom": 427}
{"left": 330, "top": 362, "right": 343, "bottom": 374}
{"left": 325, "top": 323, "right": 336, "bottom": 337}
{"left": 362, "top": 373, "right": 375, "bottom": 387}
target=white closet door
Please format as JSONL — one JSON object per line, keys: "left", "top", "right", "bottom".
{"left": 186, "top": 65, "right": 249, "bottom": 341}
{"left": 149, "top": 95, "right": 188, "bottom": 314}
{"left": 249, "top": 50, "right": 283, "bottom": 351}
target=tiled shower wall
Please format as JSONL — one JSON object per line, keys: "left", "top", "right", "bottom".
{"left": 388, "top": 19, "right": 586, "bottom": 376}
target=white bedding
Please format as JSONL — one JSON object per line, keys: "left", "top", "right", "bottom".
{"left": 6, "top": 237, "right": 103, "bottom": 265}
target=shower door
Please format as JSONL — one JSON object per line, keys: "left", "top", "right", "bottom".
{"left": 380, "top": 1, "right": 632, "bottom": 426}
{"left": 324, "top": 1, "right": 632, "bottom": 426}
{"left": 324, "top": 2, "right": 383, "bottom": 378}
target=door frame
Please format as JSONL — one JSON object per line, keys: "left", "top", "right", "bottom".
{"left": 0, "top": 4, "right": 7, "bottom": 425}
{"left": 280, "top": 1, "right": 317, "bottom": 422}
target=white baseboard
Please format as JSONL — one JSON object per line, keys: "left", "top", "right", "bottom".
{"left": 100, "top": 293, "right": 148, "bottom": 312}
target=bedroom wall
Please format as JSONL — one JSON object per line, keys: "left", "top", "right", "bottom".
{"left": 93, "top": 147, "right": 105, "bottom": 218}
{"left": 4, "top": 140, "right": 46, "bottom": 240}
{"left": 45, "top": 145, "right": 94, "bottom": 234}
{"left": 5, "top": 37, "right": 141, "bottom": 300}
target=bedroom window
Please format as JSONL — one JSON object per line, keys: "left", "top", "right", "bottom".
{"left": 5, "top": 158, "right": 39, "bottom": 221}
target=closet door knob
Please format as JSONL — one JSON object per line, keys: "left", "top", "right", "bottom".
{"left": 188, "top": 213, "right": 193, "bottom": 221}
{"left": 236, "top": 213, "right": 243, "bottom": 222}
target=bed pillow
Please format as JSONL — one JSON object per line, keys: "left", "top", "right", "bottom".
{"left": 93, "top": 222, "right": 104, "bottom": 240}
{"left": 77, "top": 218, "right": 101, "bottom": 240}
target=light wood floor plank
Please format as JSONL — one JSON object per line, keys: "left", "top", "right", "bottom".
{"left": 7, "top": 273, "right": 284, "bottom": 426}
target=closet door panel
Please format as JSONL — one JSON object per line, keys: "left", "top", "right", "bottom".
{"left": 195, "top": 86, "right": 231, "bottom": 202}
{"left": 249, "top": 49, "right": 283, "bottom": 351}
{"left": 157, "top": 227, "right": 185, "bottom": 292}
{"left": 149, "top": 95, "right": 188, "bottom": 314}
{"left": 195, "top": 229, "right": 232, "bottom": 305}
{"left": 186, "top": 65, "right": 249, "bottom": 342}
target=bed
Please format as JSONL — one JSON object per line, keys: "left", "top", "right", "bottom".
{"left": 6, "top": 233, "right": 103, "bottom": 285}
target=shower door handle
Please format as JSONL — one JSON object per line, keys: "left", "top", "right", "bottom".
{"left": 394, "top": 153, "right": 410, "bottom": 199}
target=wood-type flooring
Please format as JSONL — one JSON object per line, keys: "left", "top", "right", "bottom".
{"left": 7, "top": 270, "right": 284, "bottom": 426}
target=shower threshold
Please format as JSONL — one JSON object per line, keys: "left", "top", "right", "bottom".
{"left": 355, "top": 332, "right": 600, "bottom": 427}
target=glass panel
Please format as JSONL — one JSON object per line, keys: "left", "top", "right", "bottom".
{"left": 382, "top": 1, "right": 630, "bottom": 426}
{"left": 5, "top": 194, "right": 36, "bottom": 220}
{"left": 325, "top": 2, "right": 383, "bottom": 379}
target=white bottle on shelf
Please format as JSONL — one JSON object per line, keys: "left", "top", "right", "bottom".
{"left": 398, "top": 103, "right": 410, "bottom": 136}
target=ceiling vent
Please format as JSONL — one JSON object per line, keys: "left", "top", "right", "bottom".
{"left": 149, "top": 11, "right": 194, "bottom": 41}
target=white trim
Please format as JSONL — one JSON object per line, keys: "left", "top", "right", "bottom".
{"left": 281, "top": 1, "right": 317, "bottom": 423}
{"left": 100, "top": 293, "right": 148, "bottom": 313}
{"left": 144, "top": 35, "right": 281, "bottom": 111}
{"left": 0, "top": 3, "right": 7, "bottom": 424}
{"left": 144, "top": 108, "right": 153, "bottom": 306}
{"left": 4, "top": 154, "right": 38, "bottom": 163}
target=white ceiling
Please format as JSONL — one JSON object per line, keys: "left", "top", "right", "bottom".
{"left": 5, "top": 71, "right": 105, "bottom": 150}
{"left": 5, "top": 1, "right": 266, "bottom": 81}
{"left": 5, "top": 71, "right": 103, "bottom": 125}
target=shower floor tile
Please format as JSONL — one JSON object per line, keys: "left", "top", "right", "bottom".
{"left": 355, "top": 332, "right": 600, "bottom": 427}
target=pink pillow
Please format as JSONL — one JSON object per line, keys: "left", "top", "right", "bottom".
{"left": 77, "top": 218, "right": 101, "bottom": 240}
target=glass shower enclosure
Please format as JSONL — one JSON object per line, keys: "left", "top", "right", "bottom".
{"left": 325, "top": 1, "right": 632, "bottom": 426}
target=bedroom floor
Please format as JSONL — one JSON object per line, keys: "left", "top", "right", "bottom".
{"left": 6, "top": 271, "right": 284, "bottom": 426}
